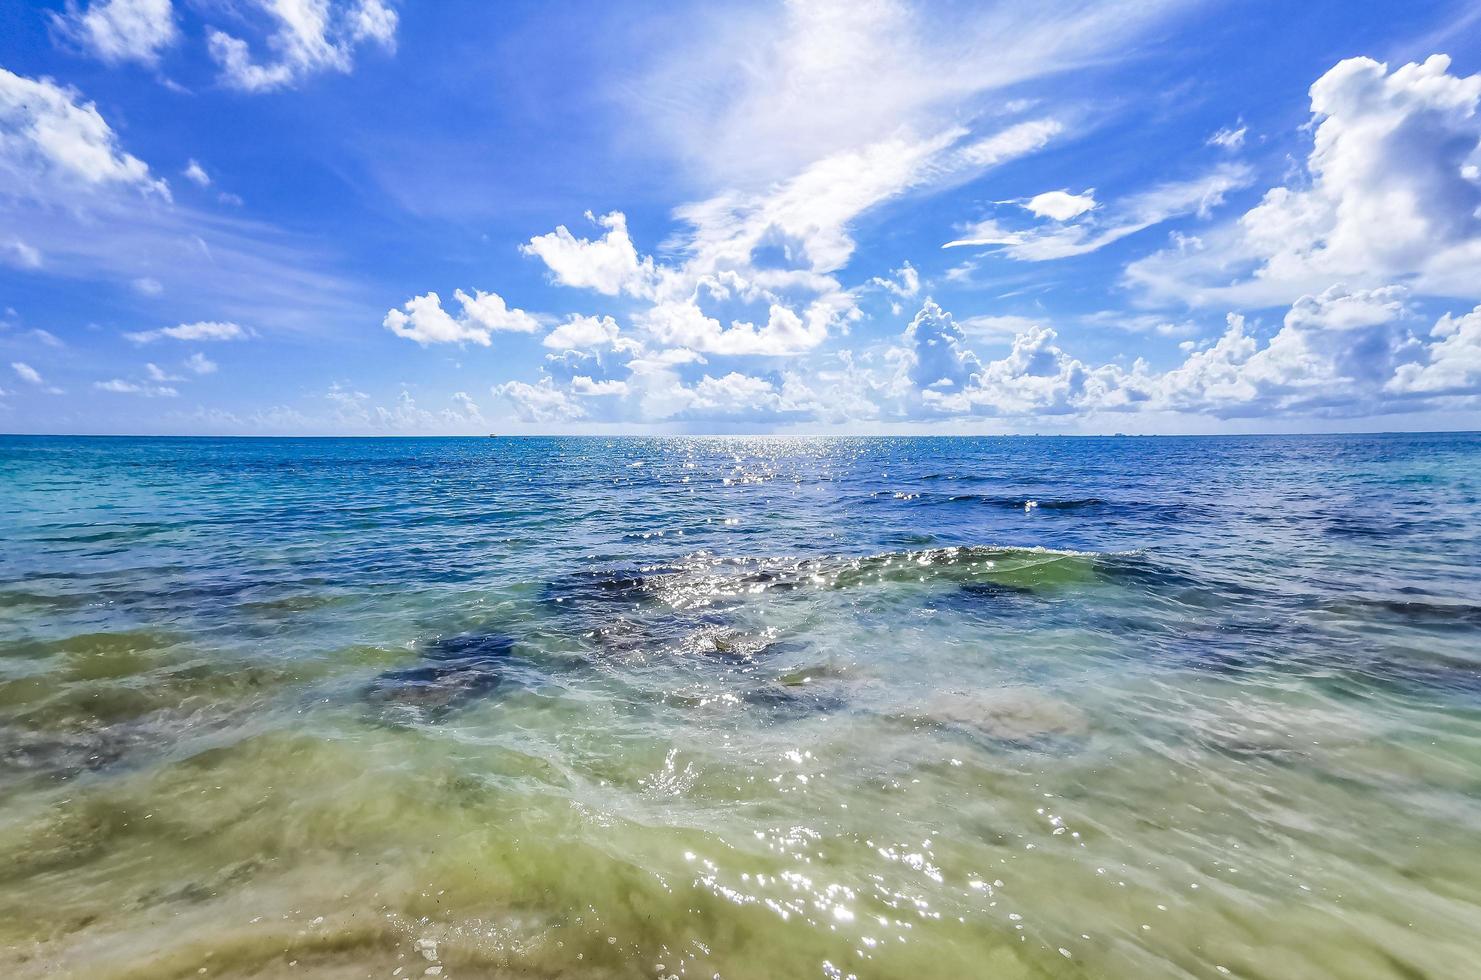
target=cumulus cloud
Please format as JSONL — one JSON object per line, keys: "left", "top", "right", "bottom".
{"left": 451, "top": 390, "right": 483, "bottom": 422}
{"left": 1389, "top": 306, "right": 1481, "bottom": 394}
{"left": 570, "top": 376, "right": 630, "bottom": 396}
{"left": 125, "top": 320, "right": 247, "bottom": 343}
{"left": 899, "top": 300, "right": 980, "bottom": 389}
{"left": 917, "top": 321, "right": 1129, "bottom": 417}
{"left": 467, "top": 279, "right": 1481, "bottom": 427}
{"left": 0, "top": 68, "right": 171, "bottom": 201}
{"left": 447, "top": 0, "right": 1155, "bottom": 370}
{"left": 521, "top": 212, "right": 656, "bottom": 298}
{"left": 515, "top": 117, "right": 1058, "bottom": 359}
{"left": 541, "top": 314, "right": 635, "bottom": 351}
{"left": 1021, "top": 189, "right": 1097, "bottom": 221}
{"left": 52, "top": 0, "right": 179, "bottom": 67}
{"left": 869, "top": 262, "right": 921, "bottom": 300}
{"left": 494, "top": 378, "right": 585, "bottom": 423}
{"left": 1156, "top": 285, "right": 1418, "bottom": 416}
{"left": 208, "top": 0, "right": 398, "bottom": 93}
{"left": 1128, "top": 55, "right": 1481, "bottom": 306}
{"left": 184, "top": 352, "right": 217, "bottom": 374}
{"left": 856, "top": 291, "right": 1475, "bottom": 422}
{"left": 641, "top": 297, "right": 838, "bottom": 357}
{"left": 384, "top": 289, "right": 539, "bottom": 346}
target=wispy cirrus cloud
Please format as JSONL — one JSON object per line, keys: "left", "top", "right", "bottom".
{"left": 124, "top": 321, "right": 247, "bottom": 343}
{"left": 944, "top": 164, "right": 1252, "bottom": 258}
{"left": 1, "top": 67, "right": 375, "bottom": 335}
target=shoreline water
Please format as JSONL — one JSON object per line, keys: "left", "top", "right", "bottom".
{"left": 3, "top": 434, "right": 1479, "bottom": 978}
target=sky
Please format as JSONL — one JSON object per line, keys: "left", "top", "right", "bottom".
{"left": 1, "top": 0, "right": 1480, "bottom": 435}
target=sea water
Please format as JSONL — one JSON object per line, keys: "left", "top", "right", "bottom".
{"left": 1, "top": 434, "right": 1479, "bottom": 978}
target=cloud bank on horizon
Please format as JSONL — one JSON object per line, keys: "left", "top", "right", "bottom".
{"left": 1, "top": 0, "right": 1480, "bottom": 434}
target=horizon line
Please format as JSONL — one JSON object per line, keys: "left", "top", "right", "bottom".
{"left": 3, "top": 429, "right": 1479, "bottom": 440}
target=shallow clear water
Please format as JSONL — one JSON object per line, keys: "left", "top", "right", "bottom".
{"left": 2, "top": 434, "right": 1480, "bottom": 979}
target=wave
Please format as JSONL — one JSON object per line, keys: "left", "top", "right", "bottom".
{"left": 542, "top": 544, "right": 1111, "bottom": 614}
{"left": 943, "top": 495, "right": 1107, "bottom": 510}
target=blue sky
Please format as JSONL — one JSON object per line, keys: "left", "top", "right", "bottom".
{"left": 2, "top": 0, "right": 1480, "bottom": 434}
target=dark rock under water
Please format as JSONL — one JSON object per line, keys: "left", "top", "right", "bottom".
{"left": 363, "top": 632, "right": 515, "bottom": 722}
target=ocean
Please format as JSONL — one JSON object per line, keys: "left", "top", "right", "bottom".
{"left": 2, "top": 433, "right": 1479, "bottom": 978}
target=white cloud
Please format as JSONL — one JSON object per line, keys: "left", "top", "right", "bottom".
{"left": 184, "top": 352, "right": 217, "bottom": 374}
{"left": 52, "top": 0, "right": 179, "bottom": 67}
{"left": 0, "top": 71, "right": 366, "bottom": 336}
{"left": 383, "top": 289, "right": 539, "bottom": 346}
{"left": 451, "top": 390, "right": 484, "bottom": 422}
{"left": 0, "top": 67, "right": 170, "bottom": 201}
{"left": 456, "top": 288, "right": 540, "bottom": 333}
{"left": 367, "top": 388, "right": 472, "bottom": 431}
{"left": 641, "top": 297, "right": 838, "bottom": 356}
{"left": 96, "top": 377, "right": 177, "bottom": 396}
{"left": 869, "top": 262, "right": 920, "bottom": 299}
{"left": 945, "top": 164, "right": 1251, "bottom": 258}
{"left": 541, "top": 314, "right": 634, "bottom": 351}
{"left": 3, "top": 238, "right": 42, "bottom": 269}
{"left": 494, "top": 0, "right": 1160, "bottom": 371}
{"left": 634, "top": 0, "right": 1191, "bottom": 187}
{"left": 899, "top": 299, "right": 980, "bottom": 390}
{"left": 125, "top": 320, "right": 247, "bottom": 343}
{"left": 132, "top": 276, "right": 163, "bottom": 295}
{"left": 1128, "top": 55, "right": 1481, "bottom": 306}
{"left": 208, "top": 0, "right": 399, "bottom": 93}
{"left": 570, "top": 376, "right": 630, "bottom": 396}
{"left": 183, "top": 159, "right": 210, "bottom": 186}
{"left": 1389, "top": 306, "right": 1481, "bottom": 394}
{"left": 1021, "top": 189, "right": 1097, "bottom": 221}
{"left": 957, "top": 313, "right": 1046, "bottom": 339}
{"left": 1155, "top": 285, "right": 1416, "bottom": 415}
{"left": 677, "top": 119, "right": 1062, "bottom": 280}
{"left": 521, "top": 212, "right": 656, "bottom": 298}
{"left": 1207, "top": 124, "right": 1247, "bottom": 150}
{"left": 874, "top": 290, "right": 1479, "bottom": 422}
{"left": 918, "top": 320, "right": 1127, "bottom": 417}
{"left": 11, "top": 360, "right": 65, "bottom": 395}
{"left": 1080, "top": 310, "right": 1199, "bottom": 336}
{"left": 687, "top": 372, "right": 788, "bottom": 415}
{"left": 144, "top": 361, "right": 180, "bottom": 382}
{"left": 493, "top": 378, "right": 585, "bottom": 423}
{"left": 517, "top": 117, "right": 1058, "bottom": 359}
{"left": 480, "top": 283, "right": 1481, "bottom": 427}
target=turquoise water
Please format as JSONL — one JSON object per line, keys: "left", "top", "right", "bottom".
{"left": 2, "top": 434, "right": 1480, "bottom": 978}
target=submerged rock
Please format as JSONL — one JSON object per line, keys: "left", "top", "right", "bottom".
{"left": 363, "top": 632, "right": 515, "bottom": 722}
{"left": 924, "top": 689, "right": 1089, "bottom": 743}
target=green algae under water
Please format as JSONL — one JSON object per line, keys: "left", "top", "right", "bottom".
{"left": 2, "top": 435, "right": 1480, "bottom": 979}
